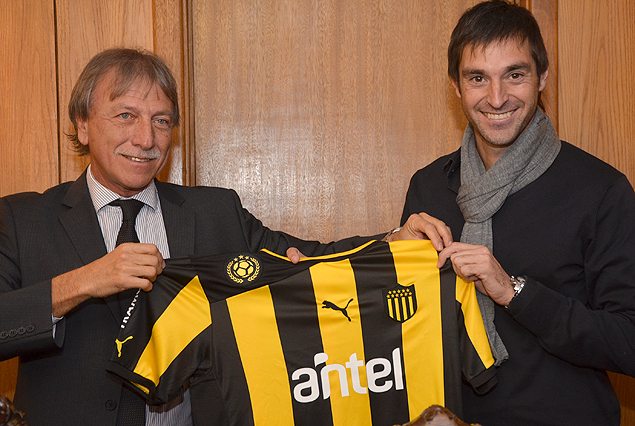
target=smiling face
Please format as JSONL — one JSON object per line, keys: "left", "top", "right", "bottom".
{"left": 452, "top": 38, "right": 548, "bottom": 169}
{"left": 77, "top": 71, "right": 175, "bottom": 196}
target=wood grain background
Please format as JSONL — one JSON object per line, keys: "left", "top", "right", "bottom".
{"left": 0, "top": 1, "right": 58, "bottom": 196}
{"left": 192, "top": 0, "right": 473, "bottom": 241}
{"left": 1, "top": 0, "right": 634, "bottom": 423}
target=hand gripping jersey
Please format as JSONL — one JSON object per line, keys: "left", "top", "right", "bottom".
{"left": 107, "top": 240, "right": 496, "bottom": 425}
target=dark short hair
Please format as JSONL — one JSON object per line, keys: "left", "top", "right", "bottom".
{"left": 448, "top": 0, "right": 549, "bottom": 87}
{"left": 67, "top": 48, "right": 179, "bottom": 156}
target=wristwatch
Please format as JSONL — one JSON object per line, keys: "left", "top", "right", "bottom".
{"left": 381, "top": 227, "right": 401, "bottom": 242}
{"left": 505, "top": 275, "right": 526, "bottom": 309}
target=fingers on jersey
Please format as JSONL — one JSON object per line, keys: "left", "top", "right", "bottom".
{"left": 438, "top": 242, "right": 513, "bottom": 305}
{"left": 286, "top": 247, "right": 306, "bottom": 264}
{"left": 394, "top": 213, "right": 453, "bottom": 250}
{"left": 101, "top": 243, "right": 164, "bottom": 290}
{"left": 51, "top": 243, "right": 163, "bottom": 317}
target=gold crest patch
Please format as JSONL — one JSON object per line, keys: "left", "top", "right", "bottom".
{"left": 226, "top": 255, "right": 261, "bottom": 284}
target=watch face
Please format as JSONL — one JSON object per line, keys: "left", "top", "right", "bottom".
{"left": 512, "top": 276, "right": 525, "bottom": 293}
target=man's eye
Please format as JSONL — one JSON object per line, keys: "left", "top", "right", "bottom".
{"left": 119, "top": 112, "right": 132, "bottom": 119}
{"left": 155, "top": 118, "right": 169, "bottom": 126}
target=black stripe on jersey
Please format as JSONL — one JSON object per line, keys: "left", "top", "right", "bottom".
{"left": 270, "top": 269, "right": 335, "bottom": 426}
{"left": 211, "top": 300, "right": 255, "bottom": 426}
{"left": 351, "top": 243, "right": 410, "bottom": 425}
{"left": 439, "top": 260, "right": 463, "bottom": 416}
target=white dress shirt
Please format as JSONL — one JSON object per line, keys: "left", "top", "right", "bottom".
{"left": 87, "top": 165, "right": 193, "bottom": 426}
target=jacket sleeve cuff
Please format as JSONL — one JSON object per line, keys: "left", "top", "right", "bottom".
{"left": 504, "top": 276, "right": 567, "bottom": 337}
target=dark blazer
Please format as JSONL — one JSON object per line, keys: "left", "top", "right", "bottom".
{"left": 0, "top": 171, "right": 368, "bottom": 426}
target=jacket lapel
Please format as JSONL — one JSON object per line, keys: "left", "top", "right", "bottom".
{"left": 58, "top": 172, "right": 121, "bottom": 322}
{"left": 156, "top": 181, "right": 196, "bottom": 258}
{"left": 59, "top": 173, "right": 107, "bottom": 264}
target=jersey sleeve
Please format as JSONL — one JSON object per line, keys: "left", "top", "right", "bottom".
{"left": 455, "top": 276, "right": 497, "bottom": 393}
{"left": 106, "top": 258, "right": 213, "bottom": 405}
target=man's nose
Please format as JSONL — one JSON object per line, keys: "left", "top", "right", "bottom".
{"left": 487, "top": 80, "right": 508, "bottom": 109}
{"left": 132, "top": 120, "right": 154, "bottom": 148}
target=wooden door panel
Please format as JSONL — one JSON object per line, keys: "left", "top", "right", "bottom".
{"left": 192, "top": 0, "right": 481, "bottom": 241}
{"left": 0, "top": 0, "right": 57, "bottom": 401}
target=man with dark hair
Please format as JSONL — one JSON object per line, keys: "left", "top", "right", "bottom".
{"left": 0, "top": 47, "right": 436, "bottom": 426}
{"left": 401, "top": 1, "right": 635, "bottom": 425}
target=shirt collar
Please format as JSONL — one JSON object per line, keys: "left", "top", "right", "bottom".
{"left": 86, "top": 164, "right": 159, "bottom": 212}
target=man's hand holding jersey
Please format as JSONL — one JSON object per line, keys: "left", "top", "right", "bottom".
{"left": 386, "top": 213, "right": 453, "bottom": 250}
{"left": 437, "top": 242, "right": 515, "bottom": 307}
{"left": 395, "top": 212, "right": 515, "bottom": 307}
{"left": 351, "top": 211, "right": 514, "bottom": 307}
{"left": 51, "top": 243, "right": 165, "bottom": 317}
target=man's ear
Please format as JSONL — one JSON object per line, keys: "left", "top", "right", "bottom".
{"left": 450, "top": 77, "right": 462, "bottom": 99}
{"left": 76, "top": 117, "right": 89, "bottom": 146}
{"left": 538, "top": 69, "right": 549, "bottom": 92}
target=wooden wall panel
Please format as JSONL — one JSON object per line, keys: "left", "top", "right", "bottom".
{"left": 558, "top": 1, "right": 635, "bottom": 424}
{"left": 524, "top": 0, "right": 558, "bottom": 129}
{"left": 0, "top": 357, "right": 18, "bottom": 401}
{"left": 558, "top": 0, "right": 635, "bottom": 183}
{"left": 192, "top": 0, "right": 480, "bottom": 242}
{"left": 612, "top": 372, "right": 635, "bottom": 425}
{"left": 0, "top": 1, "right": 58, "bottom": 196}
{"left": 0, "top": 0, "right": 57, "bottom": 402}
{"left": 155, "top": 0, "right": 192, "bottom": 186}
{"left": 55, "top": 0, "right": 156, "bottom": 184}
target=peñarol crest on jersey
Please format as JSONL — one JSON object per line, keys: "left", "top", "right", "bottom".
{"left": 382, "top": 284, "right": 417, "bottom": 323}
{"left": 226, "top": 254, "right": 261, "bottom": 285}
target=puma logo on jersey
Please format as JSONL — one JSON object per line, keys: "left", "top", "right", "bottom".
{"left": 322, "top": 299, "right": 354, "bottom": 322}
{"left": 115, "top": 336, "right": 134, "bottom": 357}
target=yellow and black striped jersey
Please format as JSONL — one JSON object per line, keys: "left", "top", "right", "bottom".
{"left": 107, "top": 240, "right": 496, "bottom": 425}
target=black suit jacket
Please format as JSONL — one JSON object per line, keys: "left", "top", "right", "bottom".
{"left": 0, "top": 171, "right": 369, "bottom": 426}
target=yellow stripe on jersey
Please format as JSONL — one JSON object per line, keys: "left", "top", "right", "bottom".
{"left": 456, "top": 278, "right": 495, "bottom": 369}
{"left": 133, "top": 276, "right": 211, "bottom": 387}
{"left": 310, "top": 259, "right": 373, "bottom": 426}
{"left": 226, "top": 286, "right": 295, "bottom": 426}
{"left": 389, "top": 240, "right": 446, "bottom": 419}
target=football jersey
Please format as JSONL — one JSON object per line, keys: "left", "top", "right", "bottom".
{"left": 107, "top": 240, "right": 496, "bottom": 425}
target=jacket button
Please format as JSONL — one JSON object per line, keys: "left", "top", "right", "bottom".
{"left": 26, "top": 325, "right": 35, "bottom": 332}
{"left": 17, "top": 327, "right": 26, "bottom": 335}
{"left": 105, "top": 400, "right": 117, "bottom": 411}
{"left": 8, "top": 329, "right": 17, "bottom": 337}
{"left": 0, "top": 331, "right": 7, "bottom": 339}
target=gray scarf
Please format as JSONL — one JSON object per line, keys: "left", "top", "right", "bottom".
{"left": 457, "top": 108, "right": 561, "bottom": 365}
